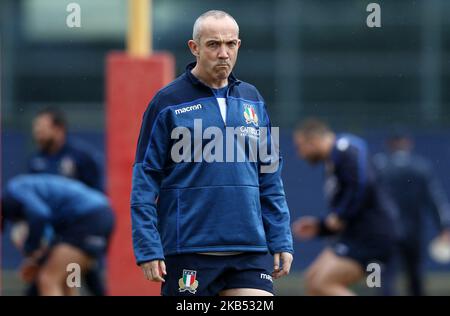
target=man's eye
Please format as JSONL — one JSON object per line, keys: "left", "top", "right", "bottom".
{"left": 208, "top": 42, "right": 218, "bottom": 47}
{"left": 228, "top": 42, "right": 236, "bottom": 47}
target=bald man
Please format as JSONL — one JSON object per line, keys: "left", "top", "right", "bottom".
{"left": 131, "top": 10, "right": 293, "bottom": 296}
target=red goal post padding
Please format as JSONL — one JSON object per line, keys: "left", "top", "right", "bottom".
{"left": 106, "top": 52, "right": 174, "bottom": 295}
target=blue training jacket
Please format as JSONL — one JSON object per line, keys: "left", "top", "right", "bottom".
{"left": 131, "top": 62, "right": 293, "bottom": 264}
{"left": 323, "top": 134, "right": 396, "bottom": 242}
{"left": 3, "top": 174, "right": 111, "bottom": 255}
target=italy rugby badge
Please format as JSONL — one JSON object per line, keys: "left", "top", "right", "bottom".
{"left": 178, "top": 269, "right": 199, "bottom": 294}
{"left": 243, "top": 104, "right": 259, "bottom": 127}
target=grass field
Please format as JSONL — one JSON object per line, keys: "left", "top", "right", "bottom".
{"left": 2, "top": 270, "right": 450, "bottom": 296}
{"left": 274, "top": 272, "right": 450, "bottom": 296}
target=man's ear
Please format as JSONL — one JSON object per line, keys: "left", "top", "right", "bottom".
{"left": 188, "top": 40, "right": 199, "bottom": 57}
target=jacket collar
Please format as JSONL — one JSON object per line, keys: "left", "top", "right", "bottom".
{"left": 185, "top": 62, "right": 240, "bottom": 87}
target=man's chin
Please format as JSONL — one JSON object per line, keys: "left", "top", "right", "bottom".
{"left": 38, "top": 141, "right": 53, "bottom": 153}
{"left": 216, "top": 70, "right": 230, "bottom": 80}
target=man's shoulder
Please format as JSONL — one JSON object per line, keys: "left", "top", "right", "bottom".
{"left": 232, "top": 80, "right": 264, "bottom": 103}
{"left": 391, "top": 151, "right": 431, "bottom": 169}
{"left": 336, "top": 134, "right": 367, "bottom": 153}
{"left": 331, "top": 134, "right": 369, "bottom": 168}
{"left": 157, "top": 73, "right": 190, "bottom": 97}
{"left": 64, "top": 139, "right": 101, "bottom": 161}
{"left": 147, "top": 73, "right": 206, "bottom": 114}
{"left": 409, "top": 153, "right": 433, "bottom": 174}
{"left": 236, "top": 80, "right": 258, "bottom": 91}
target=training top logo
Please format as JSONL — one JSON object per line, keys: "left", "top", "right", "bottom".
{"left": 178, "top": 269, "right": 198, "bottom": 294}
{"left": 174, "top": 104, "right": 202, "bottom": 115}
{"left": 243, "top": 104, "right": 259, "bottom": 127}
{"left": 59, "top": 156, "right": 76, "bottom": 177}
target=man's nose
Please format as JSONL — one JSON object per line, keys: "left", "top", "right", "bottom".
{"left": 218, "top": 44, "right": 229, "bottom": 59}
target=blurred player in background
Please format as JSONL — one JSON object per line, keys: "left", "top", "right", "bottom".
{"left": 25, "top": 107, "right": 107, "bottom": 296}
{"left": 373, "top": 129, "right": 450, "bottom": 296}
{"left": 291, "top": 118, "right": 396, "bottom": 296}
{"left": 131, "top": 10, "right": 293, "bottom": 296}
{"left": 29, "top": 108, "right": 104, "bottom": 191}
{"left": 1, "top": 174, "right": 115, "bottom": 296}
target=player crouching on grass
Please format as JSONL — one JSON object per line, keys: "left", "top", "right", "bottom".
{"left": 1, "top": 174, "right": 115, "bottom": 296}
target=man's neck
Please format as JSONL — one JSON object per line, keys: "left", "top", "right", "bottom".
{"left": 191, "top": 66, "right": 228, "bottom": 89}
{"left": 47, "top": 138, "right": 65, "bottom": 155}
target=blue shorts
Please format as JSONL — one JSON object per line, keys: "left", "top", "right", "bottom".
{"left": 161, "top": 252, "right": 274, "bottom": 296}
{"left": 331, "top": 237, "right": 394, "bottom": 269}
{"left": 52, "top": 208, "right": 115, "bottom": 259}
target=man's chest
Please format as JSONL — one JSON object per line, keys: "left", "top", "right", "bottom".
{"left": 171, "top": 97, "right": 264, "bottom": 130}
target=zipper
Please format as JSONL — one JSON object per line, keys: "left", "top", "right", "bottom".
{"left": 206, "top": 80, "right": 239, "bottom": 128}
{"left": 211, "top": 90, "right": 226, "bottom": 129}
{"left": 223, "top": 80, "right": 239, "bottom": 127}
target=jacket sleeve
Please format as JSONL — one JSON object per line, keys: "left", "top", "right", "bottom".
{"left": 258, "top": 105, "right": 293, "bottom": 255}
{"left": 331, "top": 143, "right": 368, "bottom": 221}
{"left": 11, "top": 190, "right": 52, "bottom": 256}
{"left": 131, "top": 95, "right": 172, "bottom": 265}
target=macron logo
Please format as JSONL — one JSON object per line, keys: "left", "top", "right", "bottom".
{"left": 260, "top": 273, "right": 273, "bottom": 282}
{"left": 175, "top": 104, "right": 202, "bottom": 115}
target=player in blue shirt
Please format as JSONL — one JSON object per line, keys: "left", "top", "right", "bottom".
{"left": 374, "top": 130, "right": 450, "bottom": 296}
{"left": 291, "top": 119, "right": 395, "bottom": 295}
{"left": 29, "top": 108, "right": 104, "bottom": 192}
{"left": 1, "top": 174, "right": 115, "bottom": 296}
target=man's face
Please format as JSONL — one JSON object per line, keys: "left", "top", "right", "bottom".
{"left": 388, "top": 138, "right": 413, "bottom": 152}
{"left": 293, "top": 133, "right": 325, "bottom": 165}
{"left": 192, "top": 17, "right": 241, "bottom": 83}
{"left": 32, "top": 114, "right": 59, "bottom": 152}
